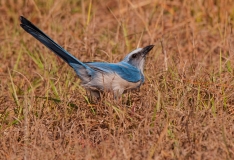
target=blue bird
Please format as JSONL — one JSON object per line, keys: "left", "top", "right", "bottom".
{"left": 20, "top": 16, "right": 154, "bottom": 99}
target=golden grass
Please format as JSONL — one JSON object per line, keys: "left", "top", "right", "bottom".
{"left": 0, "top": 0, "right": 234, "bottom": 159}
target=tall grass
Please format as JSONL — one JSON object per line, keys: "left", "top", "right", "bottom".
{"left": 0, "top": 0, "right": 233, "bottom": 159}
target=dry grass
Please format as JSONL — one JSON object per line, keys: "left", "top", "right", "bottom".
{"left": 0, "top": 0, "right": 234, "bottom": 159}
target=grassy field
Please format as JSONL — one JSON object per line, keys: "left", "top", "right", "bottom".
{"left": 0, "top": 0, "right": 234, "bottom": 159}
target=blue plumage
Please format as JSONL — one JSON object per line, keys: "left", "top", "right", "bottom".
{"left": 85, "top": 62, "right": 142, "bottom": 83}
{"left": 20, "top": 16, "right": 154, "bottom": 99}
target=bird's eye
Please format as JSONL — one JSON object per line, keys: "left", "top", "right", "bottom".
{"left": 132, "top": 54, "right": 137, "bottom": 58}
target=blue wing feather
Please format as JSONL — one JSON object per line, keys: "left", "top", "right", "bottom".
{"left": 85, "top": 62, "right": 142, "bottom": 83}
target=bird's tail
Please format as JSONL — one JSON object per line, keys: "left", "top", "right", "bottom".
{"left": 20, "top": 16, "right": 94, "bottom": 82}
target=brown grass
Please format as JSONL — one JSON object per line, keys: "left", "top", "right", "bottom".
{"left": 0, "top": 0, "right": 234, "bottom": 159}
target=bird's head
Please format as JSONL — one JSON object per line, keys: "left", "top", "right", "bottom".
{"left": 122, "top": 45, "right": 154, "bottom": 72}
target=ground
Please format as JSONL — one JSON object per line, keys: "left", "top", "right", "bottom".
{"left": 0, "top": 0, "right": 234, "bottom": 159}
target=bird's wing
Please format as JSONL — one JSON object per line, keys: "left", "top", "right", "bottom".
{"left": 20, "top": 16, "right": 94, "bottom": 81}
{"left": 85, "top": 62, "right": 142, "bottom": 83}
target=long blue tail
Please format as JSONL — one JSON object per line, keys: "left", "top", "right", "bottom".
{"left": 20, "top": 16, "right": 94, "bottom": 82}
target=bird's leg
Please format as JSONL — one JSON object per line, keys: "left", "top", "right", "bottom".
{"left": 87, "top": 89, "right": 101, "bottom": 102}
{"left": 113, "top": 89, "right": 124, "bottom": 102}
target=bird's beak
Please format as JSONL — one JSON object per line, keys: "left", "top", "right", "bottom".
{"left": 142, "top": 45, "right": 154, "bottom": 56}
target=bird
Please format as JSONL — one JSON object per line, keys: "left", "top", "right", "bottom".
{"left": 20, "top": 16, "right": 154, "bottom": 99}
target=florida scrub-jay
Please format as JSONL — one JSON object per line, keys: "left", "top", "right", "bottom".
{"left": 20, "top": 16, "right": 154, "bottom": 98}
